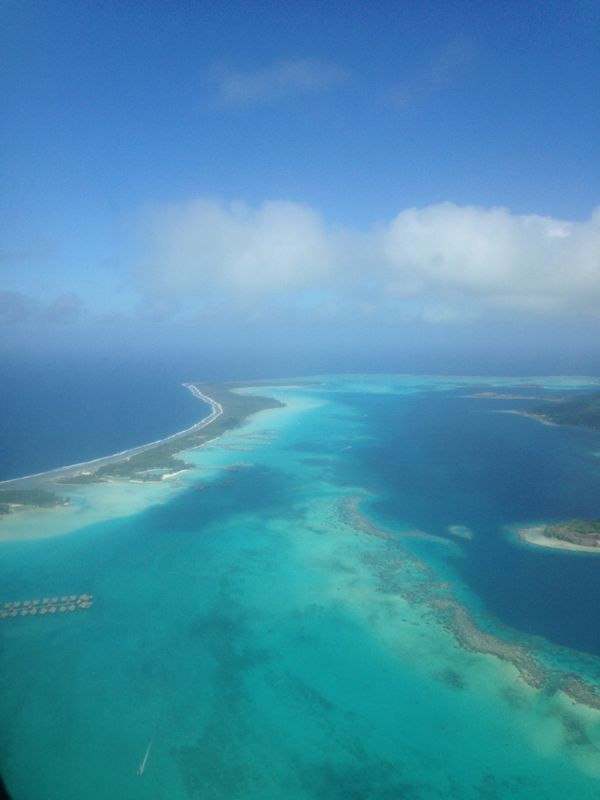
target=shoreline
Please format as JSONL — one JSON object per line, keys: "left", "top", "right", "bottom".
{"left": 498, "top": 409, "right": 558, "bottom": 427}
{"left": 0, "top": 384, "right": 222, "bottom": 489}
{"left": 345, "top": 497, "right": 600, "bottom": 712}
{"left": 512, "top": 525, "right": 600, "bottom": 554}
{"left": 501, "top": 408, "right": 600, "bottom": 435}
{"left": 0, "top": 381, "right": 285, "bottom": 526}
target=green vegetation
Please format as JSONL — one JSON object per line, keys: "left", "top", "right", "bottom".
{"left": 74, "top": 382, "right": 283, "bottom": 482}
{"left": 96, "top": 454, "right": 189, "bottom": 481}
{"left": 543, "top": 520, "right": 600, "bottom": 548}
{"left": 0, "top": 488, "right": 67, "bottom": 515}
{"left": 531, "top": 391, "right": 600, "bottom": 431}
{"left": 0, "top": 383, "right": 283, "bottom": 515}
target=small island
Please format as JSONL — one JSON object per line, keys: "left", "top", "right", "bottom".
{"left": 521, "top": 390, "right": 600, "bottom": 432}
{"left": 0, "top": 489, "right": 69, "bottom": 517}
{"left": 466, "top": 392, "right": 545, "bottom": 401}
{"left": 515, "top": 520, "right": 600, "bottom": 553}
{"left": 447, "top": 524, "right": 474, "bottom": 540}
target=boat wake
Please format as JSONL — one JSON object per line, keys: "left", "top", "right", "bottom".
{"left": 137, "top": 737, "right": 154, "bottom": 776}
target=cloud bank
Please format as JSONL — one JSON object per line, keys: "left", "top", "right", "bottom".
{"left": 138, "top": 199, "right": 600, "bottom": 325}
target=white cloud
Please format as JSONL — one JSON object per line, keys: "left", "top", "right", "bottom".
{"left": 139, "top": 199, "right": 338, "bottom": 303}
{"left": 0, "top": 291, "right": 84, "bottom": 325}
{"left": 382, "top": 203, "right": 600, "bottom": 314}
{"left": 387, "top": 36, "right": 475, "bottom": 109}
{"left": 137, "top": 198, "right": 600, "bottom": 324}
{"left": 212, "top": 58, "right": 347, "bottom": 107}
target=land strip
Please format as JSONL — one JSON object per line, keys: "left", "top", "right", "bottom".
{"left": 0, "top": 382, "right": 283, "bottom": 517}
{"left": 514, "top": 522, "right": 600, "bottom": 553}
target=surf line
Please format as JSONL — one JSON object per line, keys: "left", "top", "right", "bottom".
{"left": 0, "top": 384, "right": 223, "bottom": 487}
{"left": 137, "top": 736, "right": 154, "bottom": 777}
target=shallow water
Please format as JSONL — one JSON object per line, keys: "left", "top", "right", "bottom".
{"left": 1, "top": 377, "right": 600, "bottom": 799}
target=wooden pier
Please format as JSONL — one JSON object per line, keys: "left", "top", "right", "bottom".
{"left": 0, "top": 594, "right": 93, "bottom": 618}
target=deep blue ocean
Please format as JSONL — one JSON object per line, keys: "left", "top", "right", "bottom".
{"left": 337, "top": 389, "right": 600, "bottom": 657}
{"left": 0, "top": 358, "right": 209, "bottom": 481}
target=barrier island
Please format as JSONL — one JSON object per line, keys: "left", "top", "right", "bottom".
{"left": 0, "top": 382, "right": 282, "bottom": 517}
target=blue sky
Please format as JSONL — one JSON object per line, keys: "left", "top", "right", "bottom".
{"left": 1, "top": 0, "right": 599, "bottom": 372}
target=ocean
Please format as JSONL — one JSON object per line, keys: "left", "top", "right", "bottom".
{"left": 0, "top": 358, "right": 205, "bottom": 481}
{"left": 340, "top": 387, "right": 600, "bottom": 656}
{"left": 1, "top": 375, "right": 600, "bottom": 799}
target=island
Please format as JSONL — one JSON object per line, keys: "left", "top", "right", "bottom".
{"left": 520, "top": 390, "right": 600, "bottom": 432}
{"left": 465, "top": 392, "right": 546, "bottom": 401}
{"left": 0, "top": 382, "right": 283, "bottom": 517}
{"left": 0, "top": 489, "right": 69, "bottom": 516}
{"left": 515, "top": 520, "right": 600, "bottom": 553}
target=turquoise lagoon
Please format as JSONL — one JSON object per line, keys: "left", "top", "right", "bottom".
{"left": 1, "top": 375, "right": 600, "bottom": 799}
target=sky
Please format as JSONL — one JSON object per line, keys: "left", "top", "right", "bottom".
{"left": 1, "top": 0, "right": 599, "bottom": 375}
